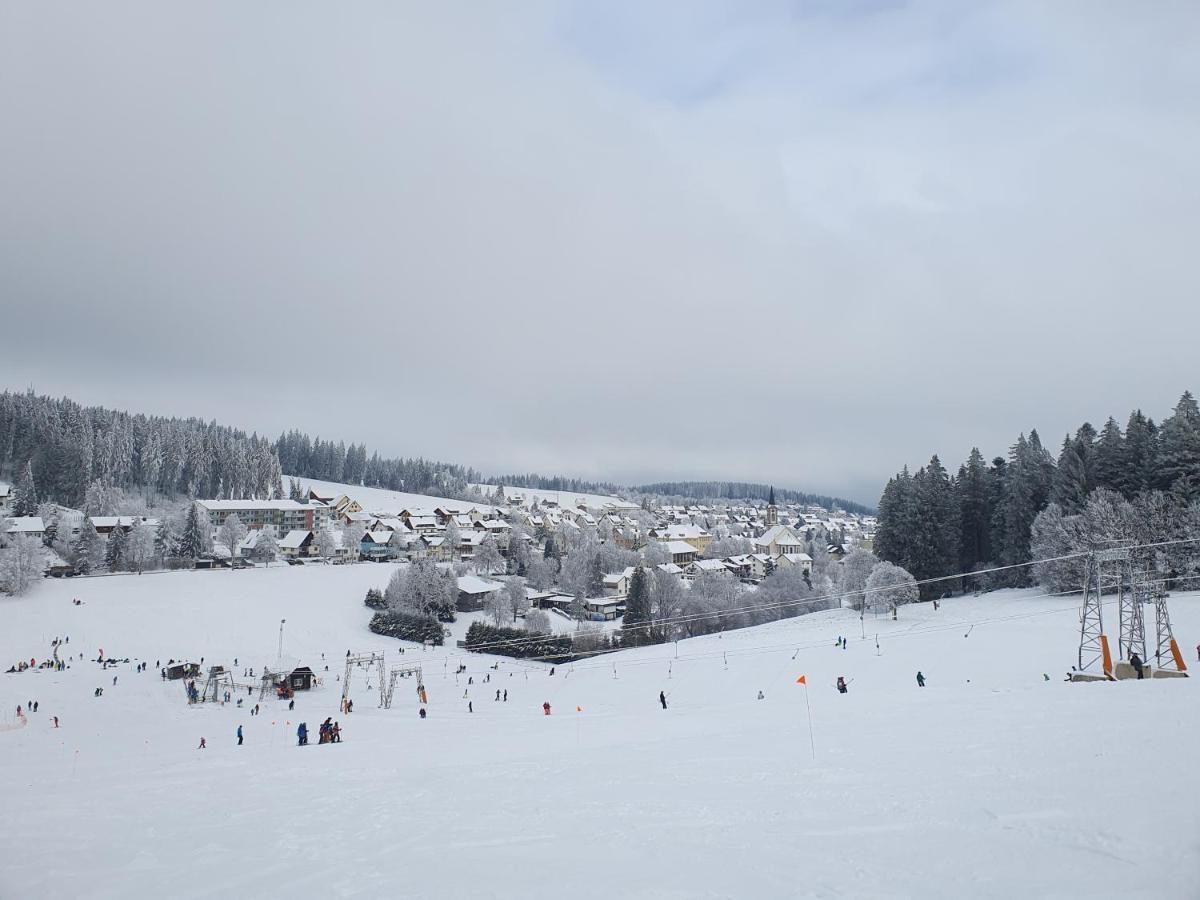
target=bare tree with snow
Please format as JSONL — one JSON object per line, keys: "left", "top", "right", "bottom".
{"left": 217, "top": 514, "right": 248, "bottom": 570}
{"left": 0, "top": 535, "right": 44, "bottom": 595}
{"left": 865, "top": 561, "right": 919, "bottom": 616}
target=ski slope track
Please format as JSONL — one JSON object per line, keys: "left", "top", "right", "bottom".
{"left": 1, "top": 565, "right": 1197, "bottom": 899}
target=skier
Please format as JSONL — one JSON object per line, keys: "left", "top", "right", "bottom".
{"left": 757, "top": 691, "right": 765, "bottom": 700}
{"left": 495, "top": 689, "right": 501, "bottom": 701}
{"left": 237, "top": 725, "right": 243, "bottom": 746}
{"left": 332, "top": 722, "right": 341, "bottom": 743}
{"left": 1130, "top": 652, "right": 1144, "bottom": 680}
{"left": 419, "top": 708, "right": 427, "bottom": 720}
{"left": 198, "top": 737, "right": 206, "bottom": 750}
{"left": 659, "top": 691, "right": 667, "bottom": 710}
{"left": 916, "top": 671, "right": 926, "bottom": 688}
{"left": 297, "top": 722, "right": 308, "bottom": 746}
{"left": 112, "top": 675, "right": 117, "bottom": 686}
{"left": 53, "top": 716, "right": 59, "bottom": 728}
{"left": 468, "top": 701, "right": 473, "bottom": 713}
{"left": 288, "top": 699, "right": 294, "bottom": 711}
{"left": 836, "top": 677, "right": 848, "bottom": 694}
{"left": 543, "top": 701, "right": 551, "bottom": 715}
{"left": 503, "top": 690, "right": 507, "bottom": 702}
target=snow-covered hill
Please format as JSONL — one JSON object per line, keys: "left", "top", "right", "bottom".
{"left": 287, "top": 476, "right": 498, "bottom": 517}
{"left": 1, "top": 566, "right": 1197, "bottom": 899}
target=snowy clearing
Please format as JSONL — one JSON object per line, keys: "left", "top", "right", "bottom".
{"left": 1, "top": 566, "right": 1198, "bottom": 899}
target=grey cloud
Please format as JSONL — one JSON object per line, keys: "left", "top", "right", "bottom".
{"left": 2, "top": 2, "right": 1199, "bottom": 506}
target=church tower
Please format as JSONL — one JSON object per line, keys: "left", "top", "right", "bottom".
{"left": 765, "top": 486, "right": 778, "bottom": 526}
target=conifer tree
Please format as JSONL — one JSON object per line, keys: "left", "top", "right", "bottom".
{"left": 1120, "top": 410, "right": 1157, "bottom": 497}
{"left": 1051, "top": 436, "right": 1089, "bottom": 513}
{"left": 72, "top": 519, "right": 102, "bottom": 574}
{"left": 178, "top": 502, "right": 208, "bottom": 559}
{"left": 1092, "top": 417, "right": 1126, "bottom": 494}
{"left": 105, "top": 526, "right": 127, "bottom": 571}
{"left": 1155, "top": 391, "right": 1200, "bottom": 493}
{"left": 12, "top": 460, "right": 37, "bottom": 517}
{"left": 908, "top": 456, "right": 960, "bottom": 594}
{"left": 956, "top": 448, "right": 992, "bottom": 573}
{"left": 622, "top": 566, "right": 652, "bottom": 646}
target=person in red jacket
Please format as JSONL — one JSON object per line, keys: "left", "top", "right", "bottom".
{"left": 542, "top": 701, "right": 551, "bottom": 716}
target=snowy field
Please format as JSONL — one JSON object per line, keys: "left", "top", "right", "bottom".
{"left": 472, "top": 482, "right": 634, "bottom": 511}
{"left": 1, "top": 566, "right": 1198, "bottom": 899}
{"left": 290, "top": 475, "right": 498, "bottom": 517}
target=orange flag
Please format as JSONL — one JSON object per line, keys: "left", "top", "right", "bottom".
{"left": 795, "top": 675, "right": 807, "bottom": 685}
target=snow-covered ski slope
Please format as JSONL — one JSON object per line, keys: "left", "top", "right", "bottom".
{"left": 471, "top": 482, "right": 635, "bottom": 510}
{"left": 1, "top": 566, "right": 1197, "bottom": 899}
{"left": 289, "top": 476, "right": 499, "bottom": 516}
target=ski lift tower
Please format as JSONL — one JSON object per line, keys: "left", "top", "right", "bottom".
{"left": 343, "top": 652, "right": 387, "bottom": 708}
{"left": 380, "top": 664, "right": 424, "bottom": 709}
{"left": 1077, "top": 549, "right": 1125, "bottom": 678}
{"left": 1136, "top": 579, "right": 1190, "bottom": 677}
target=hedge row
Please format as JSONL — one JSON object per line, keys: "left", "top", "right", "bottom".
{"left": 368, "top": 610, "right": 445, "bottom": 646}
{"left": 463, "top": 621, "right": 583, "bottom": 663}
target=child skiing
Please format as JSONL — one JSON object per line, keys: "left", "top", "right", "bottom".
{"left": 916, "top": 671, "right": 926, "bottom": 687}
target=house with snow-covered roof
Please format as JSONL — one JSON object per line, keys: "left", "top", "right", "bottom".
{"left": 753, "top": 525, "right": 804, "bottom": 558}
{"left": 4, "top": 516, "right": 45, "bottom": 539}
{"left": 456, "top": 575, "right": 504, "bottom": 611}
{"left": 664, "top": 540, "right": 699, "bottom": 567}
{"left": 278, "top": 529, "right": 314, "bottom": 558}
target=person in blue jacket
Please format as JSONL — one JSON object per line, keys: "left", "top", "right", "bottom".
{"left": 237, "top": 724, "right": 243, "bottom": 746}
{"left": 297, "top": 722, "right": 308, "bottom": 746}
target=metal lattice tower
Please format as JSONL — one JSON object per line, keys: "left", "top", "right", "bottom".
{"left": 343, "top": 652, "right": 387, "bottom": 707}
{"left": 1077, "top": 554, "right": 1107, "bottom": 674}
{"left": 380, "top": 664, "right": 423, "bottom": 709}
{"left": 1115, "top": 559, "right": 1146, "bottom": 664}
{"left": 1151, "top": 588, "right": 1189, "bottom": 676}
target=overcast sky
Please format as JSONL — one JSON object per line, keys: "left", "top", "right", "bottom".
{"left": 3, "top": 2, "right": 1199, "bottom": 505}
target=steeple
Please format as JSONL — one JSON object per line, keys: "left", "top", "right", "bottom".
{"left": 766, "top": 486, "right": 778, "bottom": 526}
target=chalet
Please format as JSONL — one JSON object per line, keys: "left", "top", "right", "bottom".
{"left": 456, "top": 575, "right": 504, "bottom": 612}
{"left": 279, "top": 529, "right": 315, "bottom": 559}
{"left": 724, "top": 555, "right": 753, "bottom": 580}
{"left": 748, "top": 553, "right": 774, "bottom": 580}
{"left": 774, "top": 552, "right": 813, "bottom": 575}
{"left": 601, "top": 567, "right": 636, "bottom": 597}
{"left": 686, "top": 559, "right": 734, "bottom": 580}
{"left": 331, "top": 495, "right": 362, "bottom": 517}
{"left": 4, "top": 516, "right": 46, "bottom": 539}
{"left": 664, "top": 540, "right": 699, "bottom": 568}
{"left": 407, "top": 516, "right": 441, "bottom": 534}
{"left": 360, "top": 531, "right": 397, "bottom": 561}
{"left": 753, "top": 525, "right": 805, "bottom": 558}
